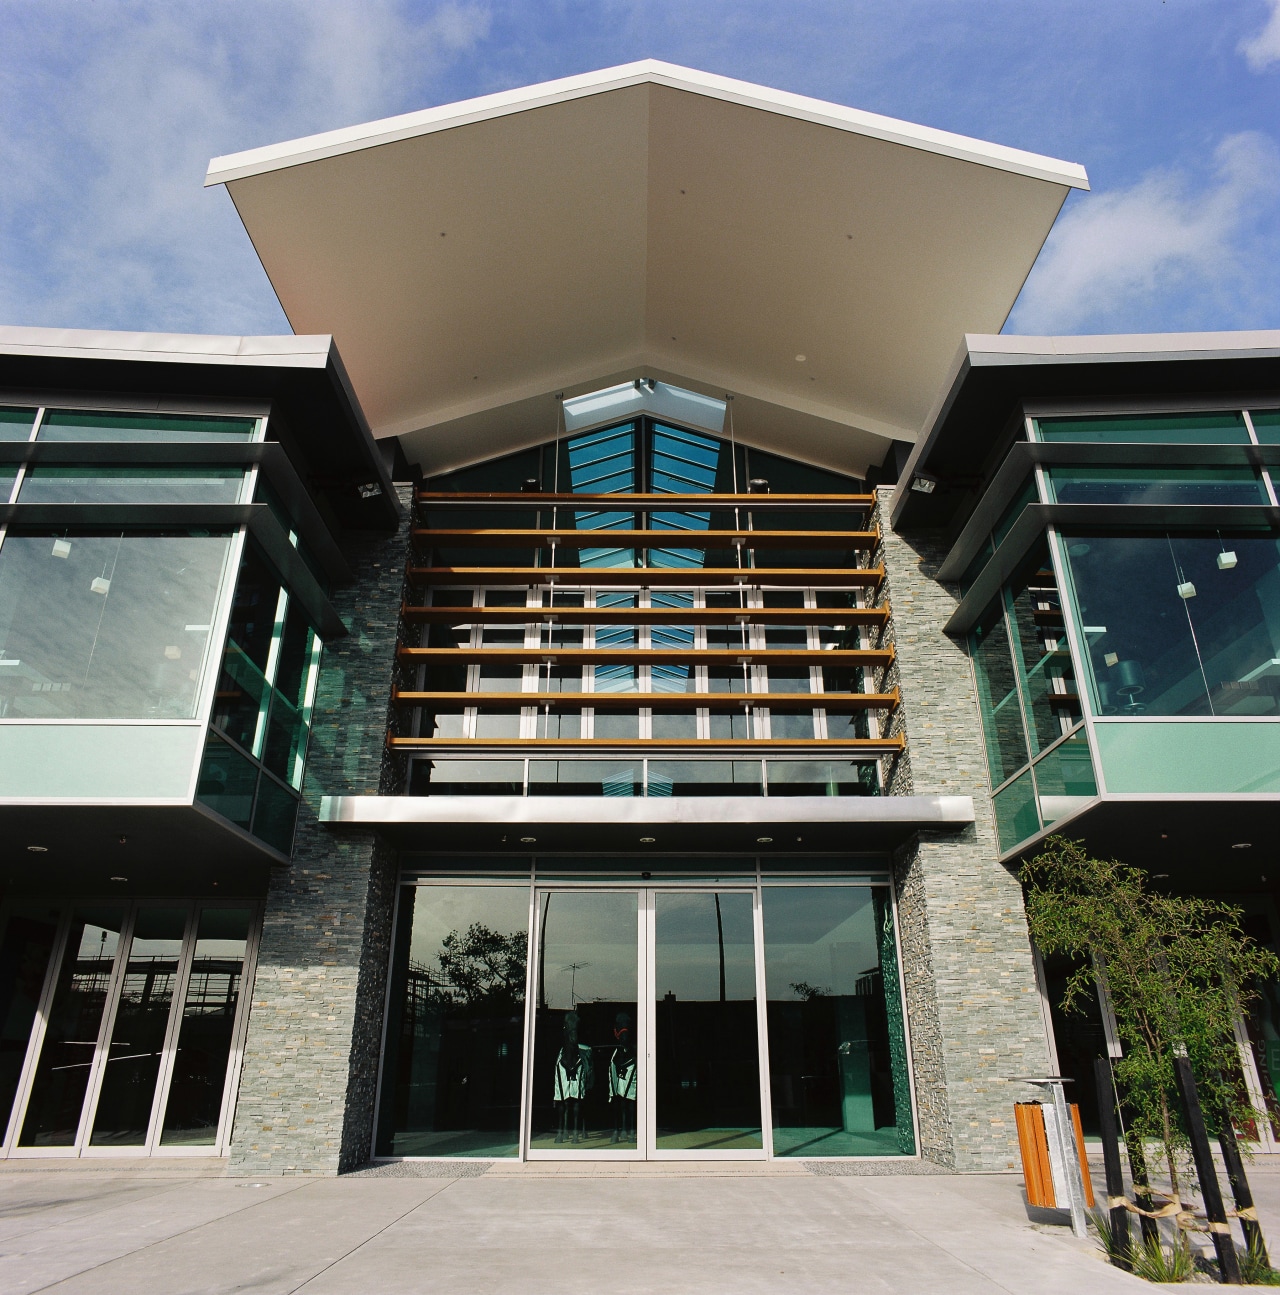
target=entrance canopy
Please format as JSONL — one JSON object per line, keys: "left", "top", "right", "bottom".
{"left": 207, "top": 61, "right": 1087, "bottom": 480}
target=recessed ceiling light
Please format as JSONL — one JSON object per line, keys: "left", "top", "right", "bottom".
{"left": 26, "top": 845, "right": 47, "bottom": 853}
{"left": 110, "top": 875, "right": 128, "bottom": 883}
{"left": 795, "top": 355, "right": 806, "bottom": 363}
{"left": 519, "top": 836, "right": 537, "bottom": 844}
{"left": 757, "top": 836, "right": 773, "bottom": 844}
{"left": 1153, "top": 873, "right": 1169, "bottom": 879}
{"left": 639, "top": 837, "right": 656, "bottom": 844}
{"left": 1233, "top": 842, "right": 1253, "bottom": 850}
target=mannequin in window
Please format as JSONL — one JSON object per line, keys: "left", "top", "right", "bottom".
{"left": 553, "top": 1010, "right": 593, "bottom": 1143}
{"left": 608, "top": 1011, "right": 637, "bottom": 1144}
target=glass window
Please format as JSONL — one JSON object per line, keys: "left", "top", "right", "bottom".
{"left": 992, "top": 475, "right": 1039, "bottom": 550}
{"left": 0, "top": 531, "right": 231, "bottom": 719}
{"left": 1006, "top": 545, "right": 1081, "bottom": 752}
{"left": 1034, "top": 412, "right": 1250, "bottom": 444}
{"left": 593, "top": 711, "right": 640, "bottom": 740}
{"left": 766, "top": 761, "right": 878, "bottom": 796}
{"left": 1252, "top": 410, "right": 1280, "bottom": 443}
{"left": 1044, "top": 465, "right": 1267, "bottom": 507}
{"left": 993, "top": 769, "right": 1039, "bottom": 854}
{"left": 37, "top": 410, "right": 257, "bottom": 442}
{"left": 196, "top": 733, "right": 258, "bottom": 828}
{"left": 90, "top": 907, "right": 186, "bottom": 1146}
{"left": 0, "top": 407, "right": 35, "bottom": 441}
{"left": 376, "top": 885, "right": 528, "bottom": 1157}
{"left": 17, "top": 466, "right": 246, "bottom": 505}
{"left": 20, "top": 908, "right": 124, "bottom": 1146}
{"left": 1033, "top": 732, "right": 1097, "bottom": 825}
{"left": 647, "top": 760, "right": 762, "bottom": 796}
{"left": 161, "top": 907, "right": 251, "bottom": 1147}
{"left": 1061, "top": 533, "right": 1280, "bottom": 716}
{"left": 411, "top": 759, "right": 524, "bottom": 796}
{"left": 650, "top": 710, "right": 698, "bottom": 740}
{"left": 0, "top": 905, "right": 59, "bottom": 1133}
{"left": 474, "top": 708, "right": 523, "bottom": 739}
{"left": 251, "top": 775, "right": 299, "bottom": 854}
{"left": 768, "top": 709, "right": 816, "bottom": 739}
{"left": 529, "top": 761, "right": 641, "bottom": 796}
{"left": 762, "top": 886, "right": 914, "bottom": 1156}
{"left": 969, "top": 603, "right": 1030, "bottom": 786}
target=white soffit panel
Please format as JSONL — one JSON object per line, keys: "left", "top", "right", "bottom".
{"left": 208, "top": 61, "right": 1088, "bottom": 477}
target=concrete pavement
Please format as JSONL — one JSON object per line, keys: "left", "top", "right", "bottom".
{"left": 3, "top": 1155, "right": 1272, "bottom": 1293}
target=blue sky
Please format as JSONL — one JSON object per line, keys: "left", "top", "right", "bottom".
{"left": 2, "top": 0, "right": 1278, "bottom": 338}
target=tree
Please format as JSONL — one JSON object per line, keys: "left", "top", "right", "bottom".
{"left": 1020, "top": 836, "right": 1279, "bottom": 1203}
{"left": 433, "top": 923, "right": 527, "bottom": 1013}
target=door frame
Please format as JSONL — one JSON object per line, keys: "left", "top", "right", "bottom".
{"left": 523, "top": 881, "right": 771, "bottom": 1162}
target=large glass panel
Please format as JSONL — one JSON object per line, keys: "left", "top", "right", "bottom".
{"left": 0, "top": 531, "right": 231, "bottom": 719}
{"left": 992, "top": 769, "right": 1039, "bottom": 854}
{"left": 647, "top": 760, "right": 762, "bottom": 796}
{"left": 1062, "top": 533, "right": 1280, "bottom": 716}
{"left": 410, "top": 759, "right": 524, "bottom": 795}
{"left": 766, "top": 761, "right": 878, "bottom": 796}
{"left": 377, "top": 886, "right": 529, "bottom": 1157}
{"left": 1034, "top": 412, "right": 1250, "bottom": 444}
{"left": 1251, "top": 410, "right": 1280, "bottom": 443}
{"left": 160, "top": 907, "right": 251, "bottom": 1147}
{"left": 0, "top": 407, "right": 35, "bottom": 440}
{"left": 654, "top": 891, "right": 761, "bottom": 1151}
{"left": 1006, "top": 545, "right": 1081, "bottom": 751}
{"left": 530, "top": 890, "right": 637, "bottom": 1152}
{"left": 250, "top": 774, "right": 300, "bottom": 854}
{"left": 0, "top": 904, "right": 59, "bottom": 1135}
{"left": 968, "top": 603, "right": 1030, "bottom": 786}
{"left": 762, "top": 886, "right": 914, "bottom": 1156}
{"left": 528, "top": 761, "right": 641, "bottom": 796}
{"left": 195, "top": 732, "right": 258, "bottom": 829}
{"left": 19, "top": 908, "right": 123, "bottom": 1146}
{"left": 1032, "top": 731, "right": 1097, "bottom": 825}
{"left": 37, "top": 410, "right": 257, "bottom": 442}
{"left": 89, "top": 908, "right": 186, "bottom": 1146}
{"left": 1044, "top": 465, "right": 1267, "bottom": 506}
{"left": 17, "top": 466, "right": 246, "bottom": 505}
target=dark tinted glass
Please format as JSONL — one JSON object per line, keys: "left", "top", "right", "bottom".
{"left": 0, "top": 906, "right": 59, "bottom": 1133}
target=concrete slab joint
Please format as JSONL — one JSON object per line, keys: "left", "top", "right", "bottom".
{"left": 875, "top": 487, "right": 1052, "bottom": 1172}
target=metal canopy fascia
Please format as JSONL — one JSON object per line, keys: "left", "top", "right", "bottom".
{"left": 206, "top": 61, "right": 1087, "bottom": 481}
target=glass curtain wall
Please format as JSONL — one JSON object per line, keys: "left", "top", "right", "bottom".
{"left": 376, "top": 873, "right": 914, "bottom": 1161}
{"left": 197, "top": 541, "right": 322, "bottom": 853}
{"left": 0, "top": 901, "right": 258, "bottom": 1154}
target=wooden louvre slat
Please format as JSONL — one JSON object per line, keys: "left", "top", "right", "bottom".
{"left": 406, "top": 566, "right": 885, "bottom": 588}
{"left": 418, "top": 491, "right": 875, "bottom": 505}
{"left": 387, "top": 735, "right": 905, "bottom": 753}
{"left": 397, "top": 646, "right": 894, "bottom": 667}
{"left": 391, "top": 688, "right": 900, "bottom": 710}
{"left": 413, "top": 528, "right": 879, "bottom": 549}
{"left": 400, "top": 604, "right": 889, "bottom": 626}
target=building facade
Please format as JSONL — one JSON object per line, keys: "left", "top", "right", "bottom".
{"left": 0, "top": 63, "right": 1276, "bottom": 1174}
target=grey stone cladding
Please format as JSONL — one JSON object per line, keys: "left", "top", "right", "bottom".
{"left": 874, "top": 487, "right": 1051, "bottom": 1172}
{"left": 228, "top": 484, "right": 413, "bottom": 1175}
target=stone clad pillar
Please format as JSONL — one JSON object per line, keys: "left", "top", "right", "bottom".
{"left": 875, "top": 487, "right": 1051, "bottom": 1171}
{"left": 228, "top": 485, "right": 411, "bottom": 1175}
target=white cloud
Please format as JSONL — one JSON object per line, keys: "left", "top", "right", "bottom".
{"left": 1241, "top": 0, "right": 1280, "bottom": 70}
{"left": 0, "top": 1, "right": 491, "bottom": 335}
{"left": 1008, "top": 132, "right": 1280, "bottom": 335}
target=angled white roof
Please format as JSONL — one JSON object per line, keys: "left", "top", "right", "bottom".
{"left": 208, "top": 60, "right": 1088, "bottom": 478}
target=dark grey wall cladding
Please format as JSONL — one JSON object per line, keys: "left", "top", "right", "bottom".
{"left": 874, "top": 488, "right": 1051, "bottom": 1172}
{"left": 229, "top": 484, "right": 412, "bottom": 1175}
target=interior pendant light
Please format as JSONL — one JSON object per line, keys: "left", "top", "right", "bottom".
{"left": 51, "top": 538, "right": 71, "bottom": 559}
{"left": 1217, "top": 532, "right": 1237, "bottom": 569}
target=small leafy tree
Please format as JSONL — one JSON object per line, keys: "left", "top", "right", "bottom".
{"left": 433, "top": 922, "right": 527, "bottom": 1012}
{"left": 1021, "top": 836, "right": 1279, "bottom": 1203}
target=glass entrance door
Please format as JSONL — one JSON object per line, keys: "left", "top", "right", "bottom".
{"left": 526, "top": 887, "right": 768, "bottom": 1160}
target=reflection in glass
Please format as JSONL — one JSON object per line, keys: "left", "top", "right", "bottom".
{"left": 762, "top": 886, "right": 914, "bottom": 1156}
{"left": 160, "top": 908, "right": 251, "bottom": 1146}
{"left": 18, "top": 466, "right": 246, "bottom": 505}
{"left": 654, "top": 891, "right": 762, "bottom": 1151}
{"left": 1062, "top": 533, "right": 1280, "bottom": 716}
{"left": 969, "top": 603, "right": 1029, "bottom": 787}
{"left": 196, "top": 733, "right": 257, "bottom": 828}
{"left": 378, "top": 887, "right": 529, "bottom": 1157}
{"left": 411, "top": 759, "right": 524, "bottom": 795}
{"left": 530, "top": 891, "right": 638, "bottom": 1152}
{"left": 20, "top": 909, "right": 123, "bottom": 1146}
{"left": 37, "top": 410, "right": 257, "bottom": 442}
{"left": 528, "top": 761, "right": 641, "bottom": 796}
{"left": 0, "top": 532, "right": 231, "bottom": 719}
{"left": 90, "top": 908, "right": 186, "bottom": 1146}
{"left": 766, "top": 761, "right": 878, "bottom": 796}
{"left": 0, "top": 905, "right": 59, "bottom": 1133}
{"left": 0, "top": 407, "right": 35, "bottom": 440}
{"left": 647, "top": 760, "right": 761, "bottom": 796}
{"left": 1034, "top": 412, "right": 1250, "bottom": 444}
{"left": 1045, "top": 466, "right": 1267, "bottom": 507}
{"left": 1252, "top": 410, "right": 1280, "bottom": 444}
{"left": 993, "top": 769, "right": 1039, "bottom": 853}
{"left": 1033, "top": 732, "right": 1097, "bottom": 825}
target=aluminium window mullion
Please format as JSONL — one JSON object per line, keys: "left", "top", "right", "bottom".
{"left": 1, "top": 905, "right": 70, "bottom": 1154}
{"left": 145, "top": 901, "right": 199, "bottom": 1152}
{"left": 214, "top": 903, "right": 265, "bottom": 1154}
